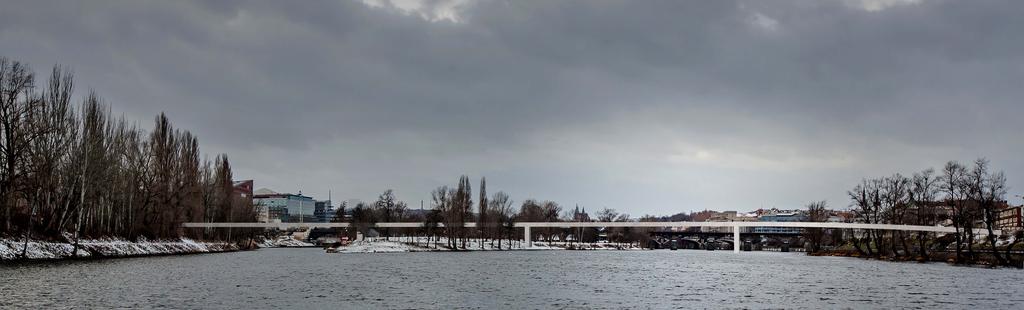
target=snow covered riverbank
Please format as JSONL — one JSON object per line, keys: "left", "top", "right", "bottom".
{"left": 257, "top": 236, "right": 315, "bottom": 248}
{"left": 0, "top": 237, "right": 242, "bottom": 261}
{"left": 329, "top": 240, "right": 434, "bottom": 253}
{"left": 327, "top": 237, "right": 557, "bottom": 253}
{"left": 327, "top": 237, "right": 644, "bottom": 254}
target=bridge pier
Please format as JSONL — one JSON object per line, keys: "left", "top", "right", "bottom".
{"left": 733, "top": 225, "right": 740, "bottom": 253}
{"left": 524, "top": 226, "right": 532, "bottom": 248}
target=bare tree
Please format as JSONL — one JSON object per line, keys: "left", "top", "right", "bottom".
{"left": 452, "top": 176, "right": 472, "bottom": 249}
{"left": 941, "top": 161, "right": 969, "bottom": 263}
{"left": 375, "top": 189, "right": 404, "bottom": 240}
{"left": 849, "top": 179, "right": 881, "bottom": 257}
{"left": 597, "top": 208, "right": 619, "bottom": 222}
{"left": 489, "top": 191, "right": 513, "bottom": 249}
{"left": 0, "top": 57, "right": 40, "bottom": 232}
{"left": 423, "top": 207, "right": 443, "bottom": 248}
{"left": 597, "top": 208, "right": 619, "bottom": 243}
{"left": 431, "top": 185, "right": 454, "bottom": 249}
{"left": 909, "top": 168, "right": 939, "bottom": 260}
{"left": 0, "top": 57, "right": 246, "bottom": 248}
{"left": 21, "top": 66, "right": 75, "bottom": 256}
{"left": 477, "top": 177, "right": 487, "bottom": 249}
{"left": 518, "top": 199, "right": 543, "bottom": 243}
{"left": 967, "top": 158, "right": 1009, "bottom": 266}
{"left": 540, "top": 201, "right": 561, "bottom": 242}
{"left": 332, "top": 201, "right": 348, "bottom": 223}
{"left": 804, "top": 201, "right": 828, "bottom": 254}
{"left": 350, "top": 202, "right": 376, "bottom": 237}
{"left": 212, "top": 155, "right": 236, "bottom": 241}
{"left": 881, "top": 174, "right": 911, "bottom": 257}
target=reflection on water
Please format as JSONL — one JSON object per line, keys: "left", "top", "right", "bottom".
{"left": 2, "top": 248, "right": 1022, "bottom": 309}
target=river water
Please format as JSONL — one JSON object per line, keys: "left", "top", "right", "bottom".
{"left": 1, "top": 248, "right": 1021, "bottom": 309}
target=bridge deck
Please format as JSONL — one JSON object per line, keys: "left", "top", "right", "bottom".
{"left": 182, "top": 221, "right": 994, "bottom": 234}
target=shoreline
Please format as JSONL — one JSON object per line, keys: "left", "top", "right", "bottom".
{"left": 809, "top": 250, "right": 1024, "bottom": 269}
{"left": 1, "top": 248, "right": 252, "bottom": 265}
{"left": 326, "top": 238, "right": 645, "bottom": 254}
{"left": 323, "top": 240, "right": 1023, "bottom": 269}
{"left": 0, "top": 237, "right": 246, "bottom": 263}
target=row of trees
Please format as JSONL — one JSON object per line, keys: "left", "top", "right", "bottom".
{"left": 335, "top": 176, "right": 655, "bottom": 250}
{"left": 329, "top": 163, "right": 1019, "bottom": 261}
{"left": 845, "top": 159, "right": 1021, "bottom": 266}
{"left": 335, "top": 189, "right": 409, "bottom": 239}
{"left": 426, "top": 176, "right": 518, "bottom": 249}
{"left": 0, "top": 57, "right": 254, "bottom": 246}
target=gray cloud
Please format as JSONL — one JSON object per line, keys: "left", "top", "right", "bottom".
{"left": 2, "top": 0, "right": 1022, "bottom": 214}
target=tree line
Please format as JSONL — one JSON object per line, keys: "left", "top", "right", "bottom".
{"left": 0, "top": 57, "right": 254, "bottom": 247}
{"left": 334, "top": 161, "right": 1020, "bottom": 258}
{"left": 335, "top": 175, "right": 656, "bottom": 250}
{"left": 831, "top": 158, "right": 1022, "bottom": 267}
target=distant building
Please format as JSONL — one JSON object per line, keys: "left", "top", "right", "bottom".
{"left": 233, "top": 180, "right": 254, "bottom": 203}
{"left": 253, "top": 188, "right": 317, "bottom": 223}
{"left": 700, "top": 211, "right": 758, "bottom": 233}
{"left": 831, "top": 211, "right": 855, "bottom": 223}
{"left": 404, "top": 208, "right": 432, "bottom": 221}
{"left": 690, "top": 210, "right": 718, "bottom": 222}
{"left": 997, "top": 205, "right": 1023, "bottom": 232}
{"left": 754, "top": 211, "right": 806, "bottom": 234}
{"left": 314, "top": 200, "right": 335, "bottom": 223}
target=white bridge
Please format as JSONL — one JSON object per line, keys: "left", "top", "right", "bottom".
{"left": 182, "top": 221, "right": 996, "bottom": 253}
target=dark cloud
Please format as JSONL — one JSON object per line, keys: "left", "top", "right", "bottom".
{"left": 2, "top": 0, "right": 1022, "bottom": 214}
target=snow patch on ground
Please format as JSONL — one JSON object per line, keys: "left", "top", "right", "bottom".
{"left": 535, "top": 241, "right": 646, "bottom": 251}
{"left": 330, "top": 240, "right": 433, "bottom": 253}
{"left": 257, "top": 236, "right": 315, "bottom": 248}
{"left": 0, "top": 237, "right": 239, "bottom": 261}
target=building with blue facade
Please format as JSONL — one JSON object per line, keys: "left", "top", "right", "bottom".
{"left": 253, "top": 189, "right": 317, "bottom": 223}
{"left": 754, "top": 212, "right": 807, "bottom": 234}
{"left": 314, "top": 200, "right": 336, "bottom": 222}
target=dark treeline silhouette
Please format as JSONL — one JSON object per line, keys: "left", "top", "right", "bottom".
{"left": 342, "top": 175, "right": 655, "bottom": 250}
{"left": 809, "top": 158, "right": 1023, "bottom": 267}
{"left": 0, "top": 57, "right": 255, "bottom": 247}
{"left": 345, "top": 167, "right": 1019, "bottom": 257}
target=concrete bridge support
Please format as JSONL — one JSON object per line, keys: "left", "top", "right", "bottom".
{"left": 524, "top": 226, "right": 532, "bottom": 248}
{"left": 734, "top": 225, "right": 740, "bottom": 253}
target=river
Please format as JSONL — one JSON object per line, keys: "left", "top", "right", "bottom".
{"left": 1, "top": 248, "right": 1021, "bottom": 309}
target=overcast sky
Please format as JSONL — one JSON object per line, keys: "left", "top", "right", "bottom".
{"left": 2, "top": 0, "right": 1022, "bottom": 215}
